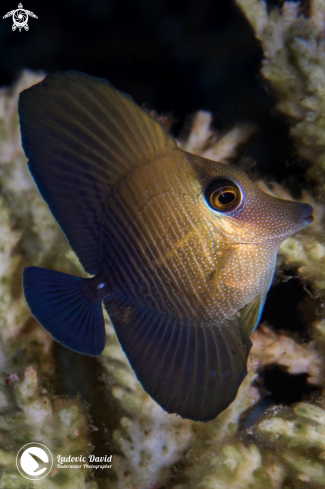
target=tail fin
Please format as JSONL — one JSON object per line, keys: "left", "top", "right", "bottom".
{"left": 23, "top": 267, "right": 106, "bottom": 356}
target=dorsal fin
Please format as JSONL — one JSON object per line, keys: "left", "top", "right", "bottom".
{"left": 19, "top": 71, "right": 177, "bottom": 274}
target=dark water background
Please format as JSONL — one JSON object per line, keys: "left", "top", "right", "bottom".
{"left": 1, "top": 0, "right": 301, "bottom": 183}
{"left": 1, "top": 0, "right": 320, "bottom": 469}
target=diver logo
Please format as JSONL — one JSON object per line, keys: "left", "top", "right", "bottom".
{"left": 16, "top": 442, "right": 53, "bottom": 480}
{"left": 3, "top": 3, "right": 38, "bottom": 32}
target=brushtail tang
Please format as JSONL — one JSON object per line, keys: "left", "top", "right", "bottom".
{"left": 18, "top": 71, "right": 313, "bottom": 421}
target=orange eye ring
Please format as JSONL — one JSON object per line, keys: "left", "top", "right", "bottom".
{"left": 205, "top": 179, "right": 242, "bottom": 212}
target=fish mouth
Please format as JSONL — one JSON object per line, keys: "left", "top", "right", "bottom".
{"left": 302, "top": 203, "right": 314, "bottom": 224}
{"left": 304, "top": 215, "right": 314, "bottom": 224}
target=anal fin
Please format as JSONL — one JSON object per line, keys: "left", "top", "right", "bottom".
{"left": 104, "top": 295, "right": 251, "bottom": 422}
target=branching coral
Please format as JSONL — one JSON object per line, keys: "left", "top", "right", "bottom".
{"left": 0, "top": 73, "right": 95, "bottom": 488}
{"left": 168, "top": 323, "right": 325, "bottom": 489}
{"left": 100, "top": 322, "right": 193, "bottom": 489}
{"left": 235, "top": 0, "right": 325, "bottom": 298}
{"left": 179, "top": 111, "right": 257, "bottom": 164}
{"left": 251, "top": 324, "right": 322, "bottom": 384}
{"left": 0, "top": 366, "right": 93, "bottom": 488}
{"left": 176, "top": 398, "right": 325, "bottom": 488}
{"left": 2, "top": 12, "right": 325, "bottom": 484}
{"left": 172, "top": 1, "right": 325, "bottom": 487}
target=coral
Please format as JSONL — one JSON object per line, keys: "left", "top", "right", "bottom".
{"left": 250, "top": 324, "right": 322, "bottom": 385}
{"left": 171, "top": 0, "right": 325, "bottom": 486}
{"left": 0, "top": 72, "right": 95, "bottom": 488}
{"left": 0, "top": 366, "right": 93, "bottom": 488}
{"left": 235, "top": 0, "right": 325, "bottom": 297}
{"left": 179, "top": 111, "right": 257, "bottom": 164}
{"left": 168, "top": 326, "right": 325, "bottom": 489}
{"left": 254, "top": 400, "right": 325, "bottom": 486}
{"left": 2, "top": 11, "right": 325, "bottom": 484}
{"left": 234, "top": 0, "right": 325, "bottom": 176}
{"left": 0, "top": 72, "right": 267, "bottom": 488}
{"left": 100, "top": 322, "right": 193, "bottom": 489}
{"left": 175, "top": 398, "right": 325, "bottom": 489}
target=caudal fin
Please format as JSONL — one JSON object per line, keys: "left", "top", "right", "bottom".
{"left": 23, "top": 266, "right": 106, "bottom": 356}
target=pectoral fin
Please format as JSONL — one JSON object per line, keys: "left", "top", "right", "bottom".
{"left": 239, "top": 295, "right": 265, "bottom": 338}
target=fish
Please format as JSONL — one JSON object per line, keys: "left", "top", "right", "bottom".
{"left": 18, "top": 71, "right": 313, "bottom": 422}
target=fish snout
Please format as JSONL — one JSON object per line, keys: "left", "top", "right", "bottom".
{"left": 254, "top": 194, "right": 314, "bottom": 242}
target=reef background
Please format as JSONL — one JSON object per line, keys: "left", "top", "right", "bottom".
{"left": 1, "top": 0, "right": 325, "bottom": 488}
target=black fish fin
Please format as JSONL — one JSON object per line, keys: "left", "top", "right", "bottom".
{"left": 105, "top": 296, "right": 251, "bottom": 422}
{"left": 18, "top": 71, "right": 177, "bottom": 274}
{"left": 239, "top": 295, "right": 265, "bottom": 338}
{"left": 23, "top": 266, "right": 105, "bottom": 356}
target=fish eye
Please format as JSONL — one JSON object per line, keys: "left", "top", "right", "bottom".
{"left": 205, "top": 178, "right": 242, "bottom": 212}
